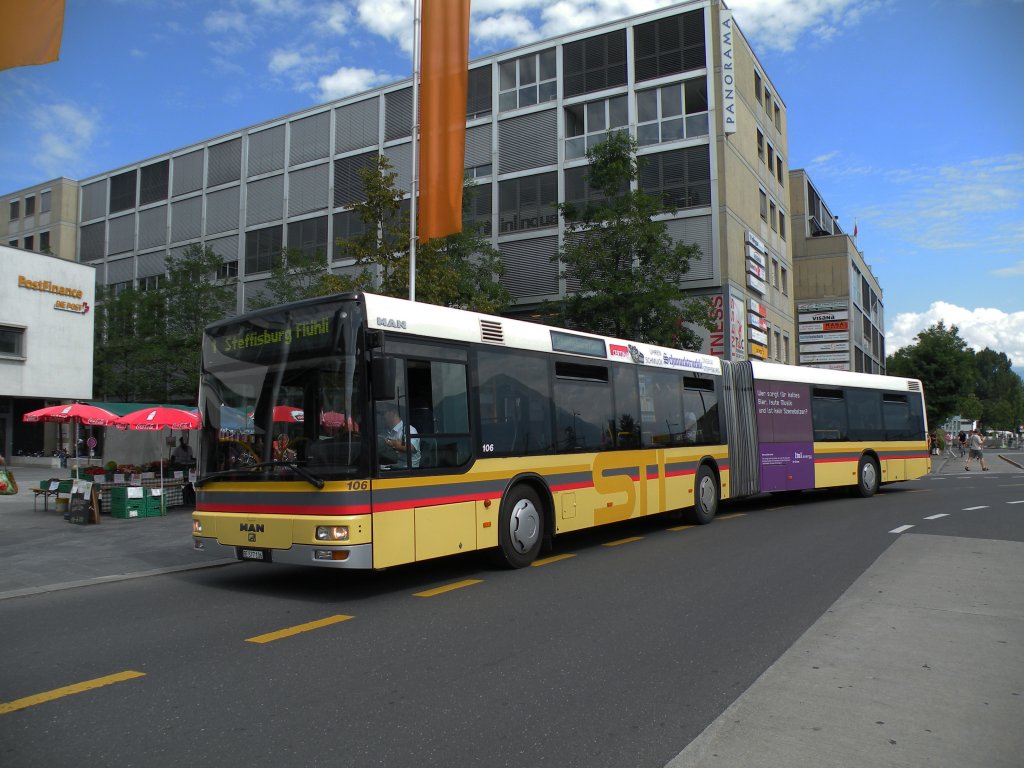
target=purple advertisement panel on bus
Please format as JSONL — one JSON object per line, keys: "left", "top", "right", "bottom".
{"left": 754, "top": 380, "right": 814, "bottom": 492}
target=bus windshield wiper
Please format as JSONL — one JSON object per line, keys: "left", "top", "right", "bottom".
{"left": 196, "top": 461, "right": 325, "bottom": 489}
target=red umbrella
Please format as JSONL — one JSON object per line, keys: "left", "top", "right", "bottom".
{"left": 23, "top": 403, "right": 118, "bottom": 426}
{"left": 114, "top": 407, "right": 202, "bottom": 497}
{"left": 115, "top": 407, "right": 201, "bottom": 431}
{"left": 23, "top": 403, "right": 118, "bottom": 474}
{"left": 272, "top": 405, "right": 304, "bottom": 423}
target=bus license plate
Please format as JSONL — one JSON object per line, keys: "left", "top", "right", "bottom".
{"left": 239, "top": 548, "right": 271, "bottom": 562}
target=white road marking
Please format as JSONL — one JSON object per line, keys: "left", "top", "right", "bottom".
{"left": 890, "top": 525, "right": 915, "bottom": 534}
{"left": 963, "top": 506, "right": 988, "bottom": 511}
{"left": 1007, "top": 500, "right": 1024, "bottom": 505}
{"left": 923, "top": 513, "right": 949, "bottom": 520}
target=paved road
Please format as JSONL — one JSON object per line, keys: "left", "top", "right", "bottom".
{"left": 0, "top": 456, "right": 1021, "bottom": 766}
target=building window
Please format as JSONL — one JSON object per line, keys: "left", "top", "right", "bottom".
{"left": 0, "top": 325, "right": 26, "bottom": 358}
{"left": 759, "top": 189, "right": 767, "bottom": 221}
{"left": 40, "top": 190, "right": 51, "bottom": 213}
{"left": 287, "top": 216, "right": 328, "bottom": 259}
{"left": 466, "top": 65, "right": 492, "bottom": 119}
{"left": 774, "top": 104, "right": 781, "bottom": 130}
{"left": 140, "top": 160, "right": 170, "bottom": 205}
{"left": 773, "top": 330, "right": 781, "bottom": 361}
{"left": 245, "top": 224, "right": 283, "bottom": 274}
{"left": 636, "top": 78, "right": 709, "bottom": 147}
{"left": 638, "top": 145, "right": 712, "bottom": 209}
{"left": 333, "top": 209, "right": 369, "bottom": 262}
{"left": 464, "top": 164, "right": 492, "bottom": 180}
{"left": 564, "top": 165, "right": 625, "bottom": 217}
{"left": 781, "top": 265, "right": 788, "bottom": 295}
{"left": 498, "top": 172, "right": 558, "bottom": 234}
{"left": 634, "top": 10, "right": 706, "bottom": 83}
{"left": 7, "top": 239, "right": 16, "bottom": 248}
{"left": 9, "top": 200, "right": 18, "bottom": 219}
{"left": 771, "top": 258, "right": 779, "bottom": 288}
{"left": 757, "top": 129, "right": 764, "bottom": 163}
{"left": 110, "top": 280, "right": 133, "bottom": 296}
{"left": 783, "top": 335, "right": 790, "bottom": 364}
{"left": 217, "top": 260, "right": 238, "bottom": 280}
{"left": 565, "top": 95, "right": 628, "bottom": 159}
{"left": 764, "top": 88, "right": 772, "bottom": 114}
{"left": 138, "top": 274, "right": 163, "bottom": 291}
{"left": 754, "top": 71, "right": 762, "bottom": 104}
{"left": 776, "top": 157, "right": 784, "bottom": 185}
{"left": 779, "top": 209, "right": 786, "bottom": 240}
{"left": 767, "top": 144, "right": 775, "bottom": 174}
{"left": 24, "top": 195, "right": 35, "bottom": 216}
{"left": 770, "top": 200, "right": 777, "bottom": 231}
{"left": 498, "top": 49, "right": 557, "bottom": 112}
{"left": 463, "top": 182, "right": 492, "bottom": 236}
{"left": 109, "top": 170, "right": 138, "bottom": 214}
{"left": 563, "top": 29, "right": 627, "bottom": 98}
{"left": 39, "top": 231, "right": 50, "bottom": 252}
{"left": 24, "top": 235, "right": 34, "bottom": 251}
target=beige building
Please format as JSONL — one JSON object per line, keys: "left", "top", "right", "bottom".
{"left": 2, "top": 178, "right": 80, "bottom": 262}
{"left": 789, "top": 169, "right": 885, "bottom": 373}
{"left": 708, "top": 2, "right": 794, "bottom": 363}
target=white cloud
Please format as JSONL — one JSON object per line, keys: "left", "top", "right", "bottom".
{"left": 357, "top": 0, "right": 414, "bottom": 53}
{"left": 888, "top": 301, "right": 1024, "bottom": 367}
{"left": 726, "top": 0, "right": 883, "bottom": 52}
{"left": 993, "top": 261, "right": 1024, "bottom": 277}
{"left": 318, "top": 66, "right": 393, "bottom": 101}
{"left": 269, "top": 49, "right": 304, "bottom": 75}
{"left": 31, "top": 103, "right": 98, "bottom": 179}
{"left": 316, "top": 2, "right": 350, "bottom": 35}
{"left": 203, "top": 10, "right": 249, "bottom": 35}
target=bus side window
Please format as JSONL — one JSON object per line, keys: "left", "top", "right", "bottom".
{"left": 407, "top": 359, "right": 471, "bottom": 468}
{"left": 812, "top": 388, "right": 847, "bottom": 441}
{"left": 847, "top": 389, "right": 883, "bottom": 442}
{"left": 477, "top": 350, "right": 552, "bottom": 456}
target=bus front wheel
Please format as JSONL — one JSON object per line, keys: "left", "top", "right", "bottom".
{"left": 856, "top": 455, "right": 879, "bottom": 498}
{"left": 687, "top": 465, "right": 719, "bottom": 525}
{"left": 492, "top": 486, "right": 544, "bottom": 568}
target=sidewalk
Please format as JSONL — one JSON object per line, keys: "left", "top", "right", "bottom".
{"left": 0, "top": 464, "right": 233, "bottom": 601}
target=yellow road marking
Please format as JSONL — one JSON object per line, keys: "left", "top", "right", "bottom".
{"left": 667, "top": 524, "right": 695, "bottom": 532}
{"left": 414, "top": 579, "right": 482, "bottom": 597}
{"left": 245, "top": 614, "right": 353, "bottom": 644}
{"left": 717, "top": 513, "right": 747, "bottom": 520}
{"left": 0, "top": 670, "right": 145, "bottom": 715}
{"left": 531, "top": 553, "right": 576, "bottom": 566}
{"left": 603, "top": 536, "right": 643, "bottom": 547}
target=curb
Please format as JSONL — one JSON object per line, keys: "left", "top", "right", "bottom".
{"left": 998, "top": 454, "right": 1024, "bottom": 469}
{"left": 0, "top": 558, "right": 237, "bottom": 602}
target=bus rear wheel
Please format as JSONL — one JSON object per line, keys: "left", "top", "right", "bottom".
{"left": 687, "top": 464, "right": 719, "bottom": 525}
{"left": 492, "top": 486, "right": 544, "bottom": 568}
{"left": 856, "top": 455, "right": 879, "bottom": 498}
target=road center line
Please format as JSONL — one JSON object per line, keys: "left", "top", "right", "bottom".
{"left": 717, "top": 512, "right": 747, "bottom": 520}
{"left": 603, "top": 536, "right": 644, "bottom": 547}
{"left": 414, "top": 579, "right": 482, "bottom": 598}
{"left": 890, "top": 525, "right": 914, "bottom": 534}
{"left": 1007, "top": 500, "right": 1024, "bottom": 505}
{"left": 923, "top": 514, "right": 949, "bottom": 520}
{"left": 963, "top": 506, "right": 989, "bottom": 511}
{"left": 667, "top": 524, "right": 696, "bottom": 532}
{"left": 0, "top": 670, "right": 145, "bottom": 715}
{"left": 531, "top": 553, "right": 576, "bottom": 567}
{"left": 246, "top": 614, "right": 353, "bottom": 644}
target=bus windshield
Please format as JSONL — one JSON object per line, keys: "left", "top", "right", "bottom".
{"left": 197, "top": 298, "right": 366, "bottom": 483}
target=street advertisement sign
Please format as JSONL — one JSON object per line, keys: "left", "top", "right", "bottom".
{"left": 754, "top": 380, "right": 814, "bottom": 493}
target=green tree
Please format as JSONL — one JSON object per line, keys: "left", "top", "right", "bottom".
{"left": 335, "top": 157, "right": 510, "bottom": 313}
{"left": 93, "top": 286, "right": 163, "bottom": 401}
{"left": 886, "top": 322, "right": 974, "bottom": 428}
{"left": 159, "top": 244, "right": 237, "bottom": 401}
{"left": 250, "top": 247, "right": 344, "bottom": 308}
{"left": 555, "top": 131, "right": 712, "bottom": 348}
{"left": 971, "top": 347, "right": 1024, "bottom": 430}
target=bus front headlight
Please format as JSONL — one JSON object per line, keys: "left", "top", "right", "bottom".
{"left": 316, "top": 525, "right": 349, "bottom": 542}
{"left": 192, "top": 519, "right": 203, "bottom": 534}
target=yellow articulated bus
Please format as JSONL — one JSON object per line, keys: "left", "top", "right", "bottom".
{"left": 191, "top": 292, "right": 929, "bottom": 569}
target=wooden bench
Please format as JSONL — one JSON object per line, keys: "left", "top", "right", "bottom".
{"left": 33, "top": 479, "right": 62, "bottom": 511}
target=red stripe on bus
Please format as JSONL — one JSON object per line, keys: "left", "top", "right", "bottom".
{"left": 199, "top": 503, "right": 373, "bottom": 516}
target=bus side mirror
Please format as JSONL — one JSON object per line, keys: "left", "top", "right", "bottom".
{"left": 371, "top": 358, "right": 397, "bottom": 401}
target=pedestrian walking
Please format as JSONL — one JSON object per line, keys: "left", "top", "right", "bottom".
{"left": 965, "top": 429, "right": 989, "bottom": 471}
{"left": 957, "top": 431, "right": 967, "bottom": 457}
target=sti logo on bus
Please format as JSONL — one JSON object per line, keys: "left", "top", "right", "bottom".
{"left": 377, "top": 317, "right": 407, "bottom": 329}
{"left": 240, "top": 523, "right": 265, "bottom": 533}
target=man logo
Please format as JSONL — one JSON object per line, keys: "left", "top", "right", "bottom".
{"left": 240, "top": 523, "right": 264, "bottom": 533}
{"left": 377, "top": 317, "right": 407, "bottom": 329}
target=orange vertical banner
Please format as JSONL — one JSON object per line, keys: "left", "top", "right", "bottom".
{"left": 418, "top": 0, "right": 470, "bottom": 243}
{"left": 0, "top": 0, "right": 66, "bottom": 71}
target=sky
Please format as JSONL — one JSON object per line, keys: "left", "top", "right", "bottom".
{"left": 1, "top": 0, "right": 1022, "bottom": 368}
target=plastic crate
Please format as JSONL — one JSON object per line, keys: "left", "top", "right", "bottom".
{"left": 111, "top": 500, "right": 146, "bottom": 519}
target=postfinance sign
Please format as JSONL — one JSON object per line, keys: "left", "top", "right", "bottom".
{"left": 18, "top": 275, "right": 84, "bottom": 299}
